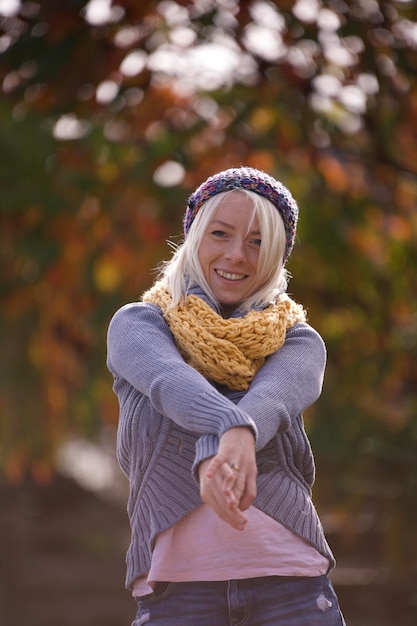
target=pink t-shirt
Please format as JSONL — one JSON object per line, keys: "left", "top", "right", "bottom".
{"left": 133, "top": 505, "right": 329, "bottom": 597}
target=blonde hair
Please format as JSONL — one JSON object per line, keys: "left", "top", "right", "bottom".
{"left": 157, "top": 190, "right": 289, "bottom": 312}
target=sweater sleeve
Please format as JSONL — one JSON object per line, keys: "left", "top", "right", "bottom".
{"left": 192, "top": 322, "right": 326, "bottom": 474}
{"left": 237, "top": 322, "right": 326, "bottom": 451}
{"left": 107, "top": 302, "right": 257, "bottom": 439}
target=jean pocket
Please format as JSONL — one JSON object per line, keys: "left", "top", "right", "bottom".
{"left": 139, "top": 581, "right": 175, "bottom": 606}
{"left": 132, "top": 582, "right": 176, "bottom": 625}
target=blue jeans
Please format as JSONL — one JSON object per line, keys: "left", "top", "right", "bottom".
{"left": 132, "top": 575, "right": 346, "bottom": 625}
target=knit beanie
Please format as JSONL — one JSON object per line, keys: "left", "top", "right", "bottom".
{"left": 184, "top": 166, "right": 299, "bottom": 263}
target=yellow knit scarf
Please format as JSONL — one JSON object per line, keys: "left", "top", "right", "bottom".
{"left": 142, "top": 282, "right": 306, "bottom": 391}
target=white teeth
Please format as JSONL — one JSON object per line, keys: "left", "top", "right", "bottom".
{"left": 216, "top": 269, "right": 246, "bottom": 281}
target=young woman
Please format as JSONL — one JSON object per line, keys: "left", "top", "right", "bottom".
{"left": 107, "top": 167, "right": 346, "bottom": 625}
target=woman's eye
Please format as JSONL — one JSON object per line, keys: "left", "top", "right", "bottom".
{"left": 250, "top": 238, "right": 262, "bottom": 246}
{"left": 211, "top": 230, "right": 226, "bottom": 237}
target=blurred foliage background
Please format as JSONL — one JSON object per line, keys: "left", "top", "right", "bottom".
{"left": 1, "top": 0, "right": 416, "bottom": 585}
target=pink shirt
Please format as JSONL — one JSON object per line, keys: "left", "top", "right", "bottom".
{"left": 133, "top": 505, "right": 329, "bottom": 597}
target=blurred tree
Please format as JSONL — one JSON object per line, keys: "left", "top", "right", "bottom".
{"left": 0, "top": 0, "right": 416, "bottom": 574}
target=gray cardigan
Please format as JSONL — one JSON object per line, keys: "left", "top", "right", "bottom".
{"left": 107, "top": 293, "right": 335, "bottom": 589}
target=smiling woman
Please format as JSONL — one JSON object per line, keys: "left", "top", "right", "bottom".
{"left": 187, "top": 190, "right": 285, "bottom": 317}
{"left": 107, "top": 166, "right": 346, "bottom": 625}
{"left": 197, "top": 194, "right": 263, "bottom": 317}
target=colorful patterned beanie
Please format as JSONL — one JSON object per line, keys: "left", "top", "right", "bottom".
{"left": 184, "top": 166, "right": 299, "bottom": 263}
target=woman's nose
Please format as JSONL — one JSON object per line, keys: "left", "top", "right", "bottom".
{"left": 225, "top": 239, "right": 245, "bottom": 262}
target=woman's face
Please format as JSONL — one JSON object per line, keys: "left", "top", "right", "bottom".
{"left": 198, "top": 191, "right": 263, "bottom": 316}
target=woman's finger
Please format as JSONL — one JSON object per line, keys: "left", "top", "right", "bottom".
{"left": 201, "top": 473, "right": 247, "bottom": 530}
{"left": 205, "top": 454, "right": 228, "bottom": 479}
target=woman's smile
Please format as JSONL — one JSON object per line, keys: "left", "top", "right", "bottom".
{"left": 215, "top": 269, "right": 248, "bottom": 281}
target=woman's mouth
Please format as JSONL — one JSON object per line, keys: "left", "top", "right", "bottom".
{"left": 215, "top": 269, "right": 247, "bottom": 281}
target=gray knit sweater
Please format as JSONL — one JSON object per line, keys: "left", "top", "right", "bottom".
{"left": 107, "top": 290, "right": 335, "bottom": 590}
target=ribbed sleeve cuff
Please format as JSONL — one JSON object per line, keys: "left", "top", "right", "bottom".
{"left": 192, "top": 434, "right": 219, "bottom": 482}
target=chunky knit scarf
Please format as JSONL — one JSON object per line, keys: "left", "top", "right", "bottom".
{"left": 142, "top": 282, "right": 306, "bottom": 391}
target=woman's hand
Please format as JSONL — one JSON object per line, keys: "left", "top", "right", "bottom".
{"left": 198, "top": 426, "right": 257, "bottom": 530}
